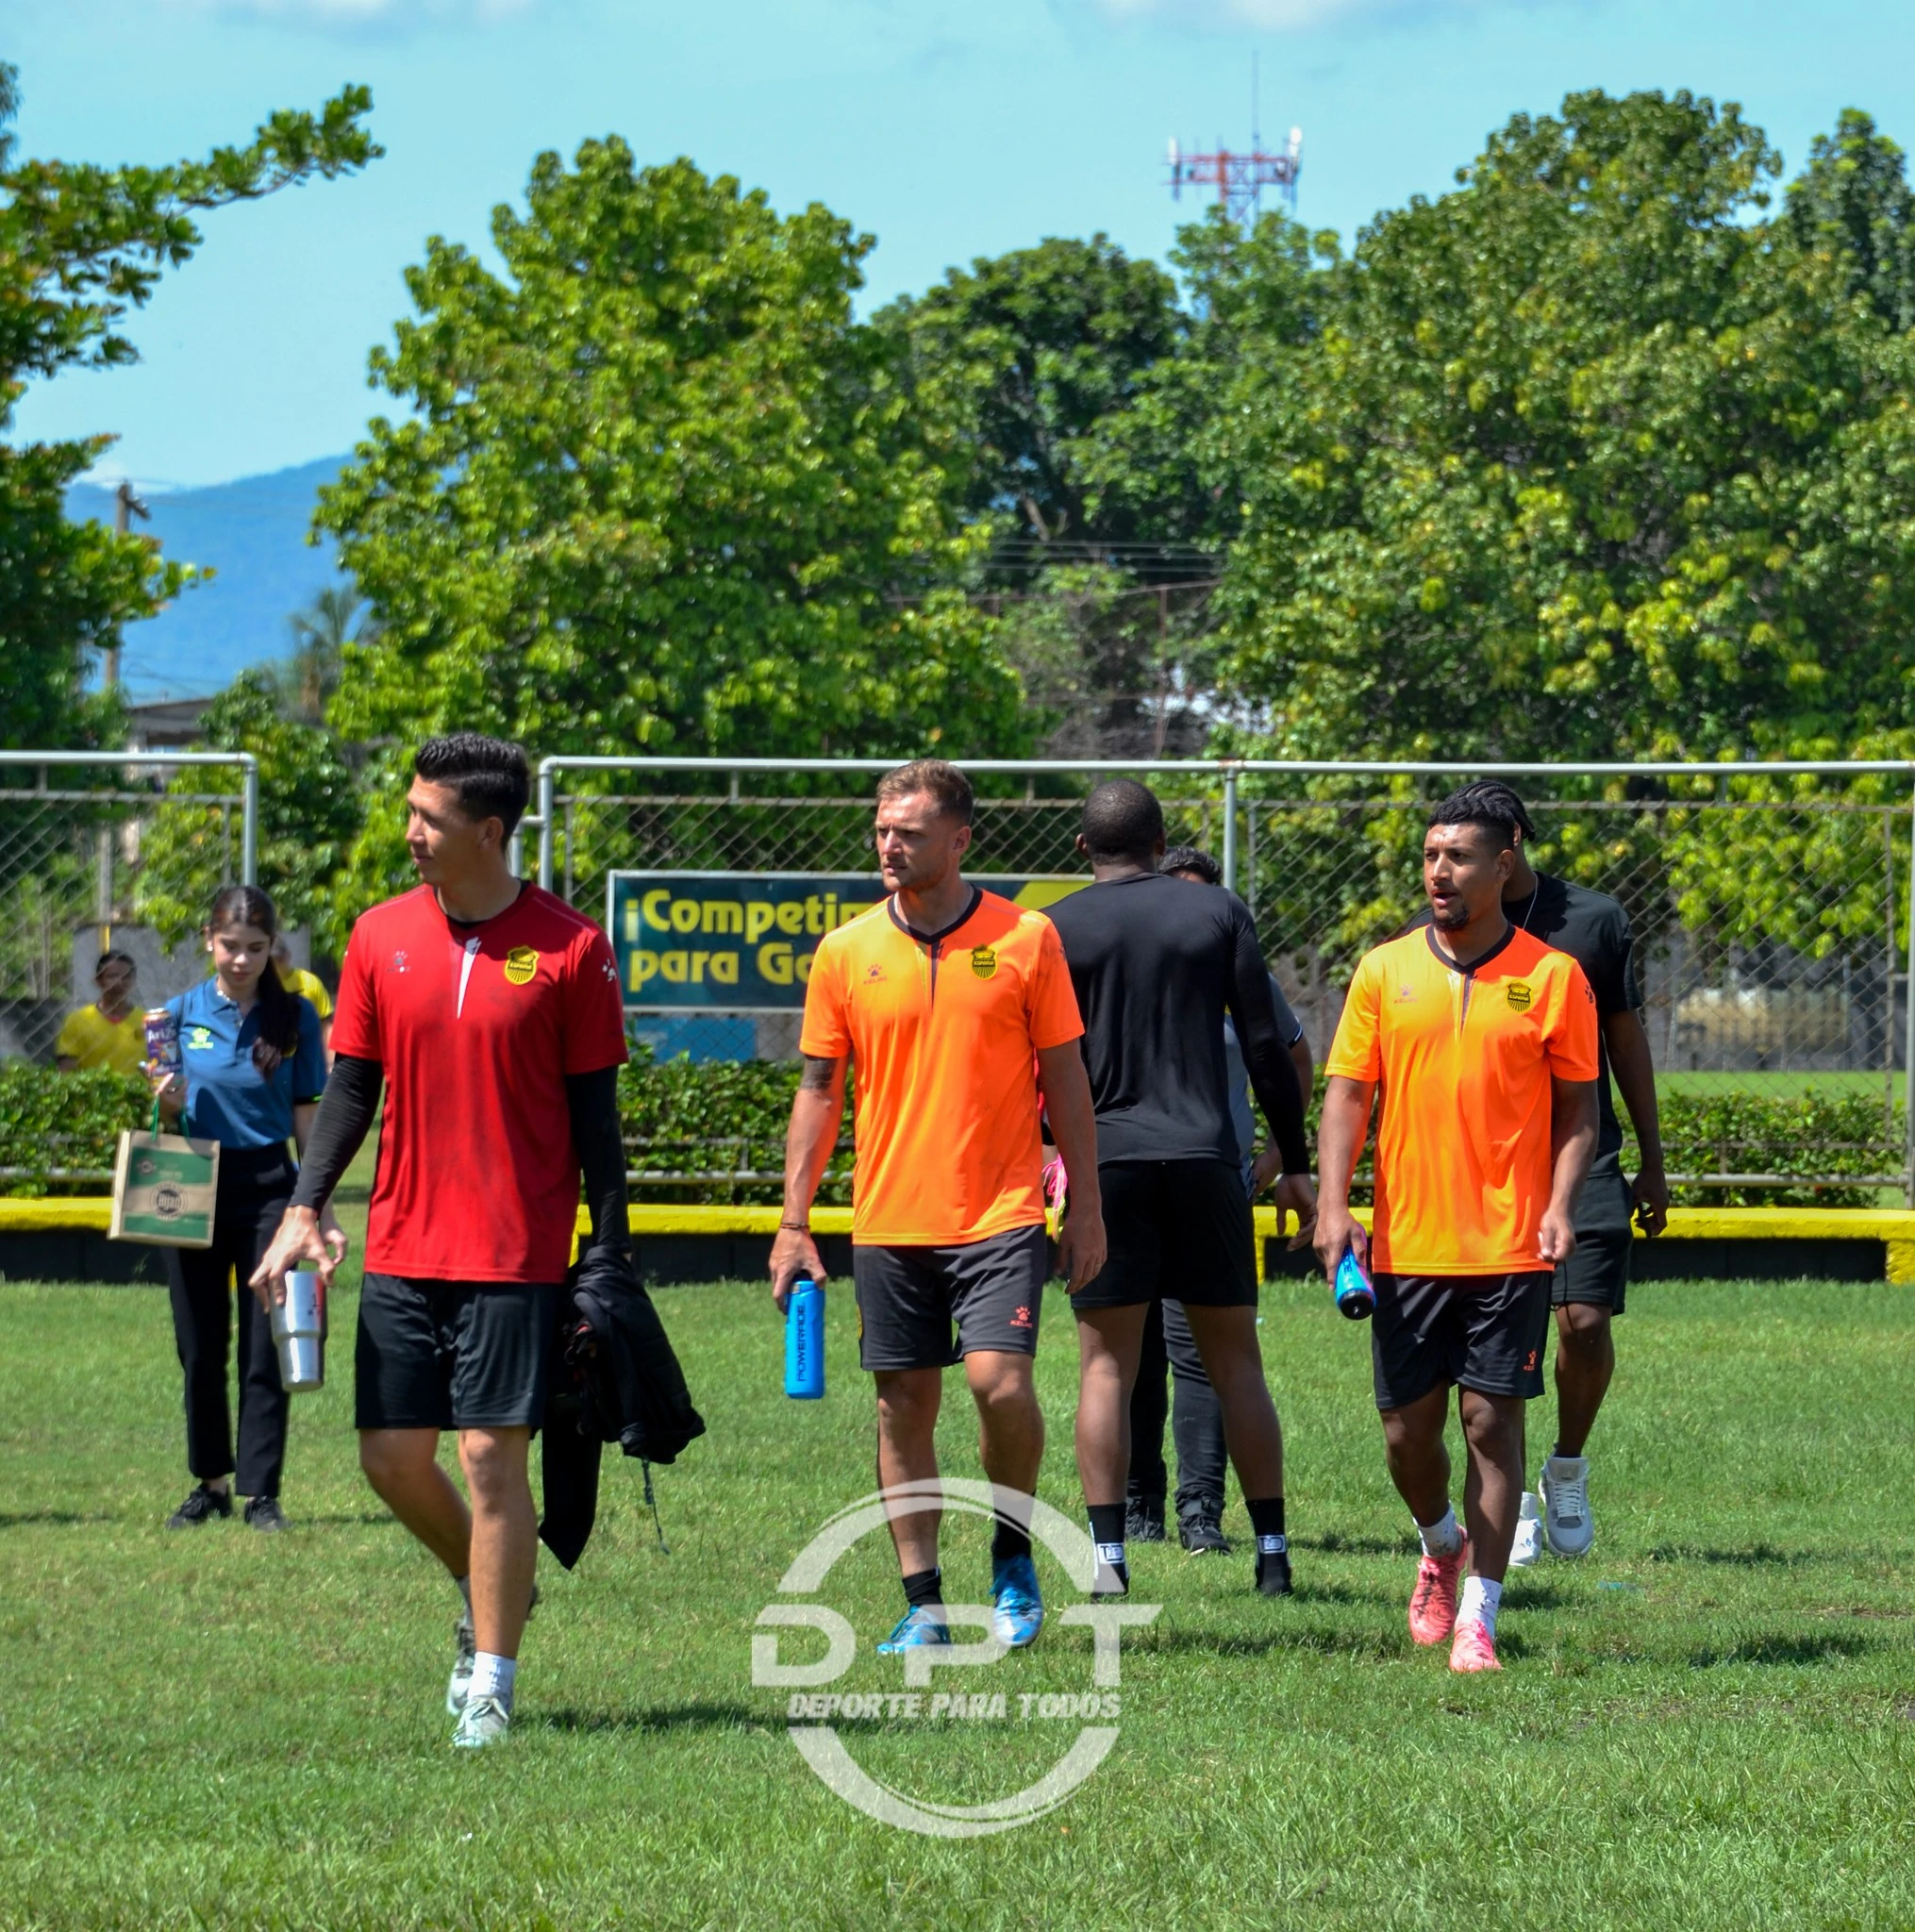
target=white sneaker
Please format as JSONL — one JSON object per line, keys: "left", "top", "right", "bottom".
{"left": 448, "top": 1586, "right": 538, "bottom": 1715}
{"left": 1509, "top": 1492, "right": 1544, "bottom": 1568}
{"left": 452, "top": 1693, "right": 511, "bottom": 1748}
{"left": 1541, "top": 1455, "right": 1594, "bottom": 1557}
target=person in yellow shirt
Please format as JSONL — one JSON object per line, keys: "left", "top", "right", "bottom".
{"left": 273, "top": 936, "right": 333, "bottom": 1063}
{"left": 55, "top": 951, "right": 144, "bottom": 1074}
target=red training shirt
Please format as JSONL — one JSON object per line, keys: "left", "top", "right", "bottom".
{"left": 331, "top": 883, "right": 629, "bottom": 1283}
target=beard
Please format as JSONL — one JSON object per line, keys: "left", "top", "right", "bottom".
{"left": 1430, "top": 899, "right": 1470, "bottom": 930}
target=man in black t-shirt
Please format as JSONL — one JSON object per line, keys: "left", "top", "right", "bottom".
{"left": 1124, "top": 845, "right": 1314, "bottom": 1557}
{"left": 1047, "top": 781, "right": 1317, "bottom": 1599}
{"left": 1409, "top": 781, "right": 1669, "bottom": 1562}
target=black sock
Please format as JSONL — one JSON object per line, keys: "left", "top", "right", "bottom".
{"left": 902, "top": 1567, "right": 943, "bottom": 1610}
{"left": 1088, "top": 1501, "right": 1127, "bottom": 1565}
{"left": 1247, "top": 1495, "right": 1288, "bottom": 1555}
{"left": 991, "top": 1520, "right": 1032, "bottom": 1564}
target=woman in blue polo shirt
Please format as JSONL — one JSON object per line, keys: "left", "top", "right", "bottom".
{"left": 152, "top": 886, "right": 342, "bottom": 1532}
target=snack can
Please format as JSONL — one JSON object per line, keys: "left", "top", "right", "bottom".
{"left": 143, "top": 1008, "right": 180, "bottom": 1073}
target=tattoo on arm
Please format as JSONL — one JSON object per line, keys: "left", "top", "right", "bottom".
{"left": 799, "top": 1055, "right": 841, "bottom": 1092}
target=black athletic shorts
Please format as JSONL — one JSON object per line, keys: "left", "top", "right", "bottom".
{"left": 852, "top": 1224, "right": 1047, "bottom": 1373}
{"left": 1556, "top": 1166, "right": 1633, "bottom": 1313}
{"left": 1371, "top": 1271, "right": 1552, "bottom": 1410}
{"left": 1071, "top": 1158, "right": 1257, "bottom": 1312}
{"left": 355, "top": 1274, "right": 561, "bottom": 1432}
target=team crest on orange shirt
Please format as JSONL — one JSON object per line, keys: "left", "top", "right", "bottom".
{"left": 1506, "top": 980, "right": 1533, "bottom": 1011}
{"left": 504, "top": 946, "right": 540, "bottom": 986}
{"left": 970, "top": 945, "right": 998, "bottom": 980}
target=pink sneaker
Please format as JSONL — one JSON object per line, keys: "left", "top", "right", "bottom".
{"left": 1449, "top": 1619, "right": 1501, "bottom": 1674}
{"left": 1407, "top": 1535, "right": 1468, "bottom": 1646}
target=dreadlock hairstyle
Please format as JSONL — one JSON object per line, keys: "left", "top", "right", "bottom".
{"left": 206, "top": 885, "right": 302, "bottom": 1065}
{"left": 1425, "top": 779, "right": 1539, "bottom": 852}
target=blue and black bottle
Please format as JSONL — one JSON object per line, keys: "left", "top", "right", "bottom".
{"left": 1334, "top": 1246, "right": 1375, "bottom": 1322}
{"left": 784, "top": 1274, "right": 825, "bottom": 1399}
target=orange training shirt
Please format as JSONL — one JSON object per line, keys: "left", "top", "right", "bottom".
{"left": 799, "top": 888, "right": 1085, "bottom": 1247}
{"left": 1324, "top": 924, "right": 1600, "bottom": 1276}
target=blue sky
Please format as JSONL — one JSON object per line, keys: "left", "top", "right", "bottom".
{"left": 8, "top": 0, "right": 1915, "bottom": 487}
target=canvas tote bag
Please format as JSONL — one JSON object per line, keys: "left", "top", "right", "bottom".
{"left": 109, "top": 1104, "right": 219, "bottom": 1249}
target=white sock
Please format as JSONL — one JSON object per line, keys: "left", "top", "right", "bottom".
{"left": 469, "top": 1652, "right": 517, "bottom": 1707}
{"left": 455, "top": 1574, "right": 474, "bottom": 1614}
{"left": 1458, "top": 1575, "right": 1503, "bottom": 1636}
{"left": 1416, "top": 1506, "right": 1462, "bottom": 1558}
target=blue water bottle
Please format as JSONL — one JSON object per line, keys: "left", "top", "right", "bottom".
{"left": 784, "top": 1274, "right": 825, "bottom": 1399}
{"left": 1334, "top": 1245, "right": 1375, "bottom": 1322}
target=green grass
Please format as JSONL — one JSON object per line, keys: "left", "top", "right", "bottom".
{"left": 1, "top": 1267, "right": 1911, "bottom": 1930}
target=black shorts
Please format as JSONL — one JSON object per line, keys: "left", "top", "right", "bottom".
{"left": 355, "top": 1274, "right": 560, "bottom": 1432}
{"left": 1071, "top": 1158, "right": 1257, "bottom": 1312}
{"left": 1557, "top": 1167, "right": 1633, "bottom": 1313}
{"left": 1371, "top": 1271, "right": 1552, "bottom": 1410}
{"left": 852, "top": 1225, "right": 1046, "bottom": 1373}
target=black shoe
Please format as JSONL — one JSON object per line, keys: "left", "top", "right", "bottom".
{"left": 167, "top": 1483, "right": 232, "bottom": 1528}
{"left": 1255, "top": 1547, "right": 1293, "bottom": 1597}
{"left": 1178, "top": 1509, "right": 1234, "bottom": 1557}
{"left": 244, "top": 1495, "right": 290, "bottom": 1533}
{"left": 1125, "top": 1494, "right": 1167, "bottom": 1543}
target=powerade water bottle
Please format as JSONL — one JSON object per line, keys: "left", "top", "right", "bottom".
{"left": 784, "top": 1274, "right": 825, "bottom": 1399}
{"left": 1334, "top": 1245, "right": 1375, "bottom": 1322}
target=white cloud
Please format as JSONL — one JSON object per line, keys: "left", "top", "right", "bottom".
{"left": 1096, "top": 0, "right": 1518, "bottom": 28}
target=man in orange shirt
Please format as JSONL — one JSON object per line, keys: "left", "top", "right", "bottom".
{"left": 772, "top": 759, "right": 1105, "bottom": 1656}
{"left": 1315, "top": 790, "right": 1598, "bottom": 1674}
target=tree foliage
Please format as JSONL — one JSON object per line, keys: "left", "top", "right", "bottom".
{"left": 1216, "top": 89, "right": 1915, "bottom": 767}
{"left": 135, "top": 671, "right": 362, "bottom": 948}
{"left": 0, "top": 64, "right": 377, "bottom": 750}
{"left": 318, "top": 142, "right": 1026, "bottom": 905}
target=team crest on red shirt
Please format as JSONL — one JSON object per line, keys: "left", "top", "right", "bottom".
{"left": 504, "top": 946, "right": 540, "bottom": 987}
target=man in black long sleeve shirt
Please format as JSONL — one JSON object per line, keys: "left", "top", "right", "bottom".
{"left": 1046, "top": 780, "right": 1318, "bottom": 1597}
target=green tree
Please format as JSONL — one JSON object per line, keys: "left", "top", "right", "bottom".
{"left": 1219, "top": 89, "right": 1915, "bottom": 769}
{"left": 1787, "top": 108, "right": 1915, "bottom": 330}
{"left": 884, "top": 234, "right": 1184, "bottom": 553}
{"left": 135, "top": 671, "right": 363, "bottom": 948}
{"left": 279, "top": 582, "right": 376, "bottom": 724}
{"left": 319, "top": 143, "right": 1025, "bottom": 906}
{"left": 0, "top": 64, "right": 378, "bottom": 751}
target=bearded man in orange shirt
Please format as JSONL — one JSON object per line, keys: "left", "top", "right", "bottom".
{"left": 1315, "top": 790, "right": 1599, "bottom": 1674}
{"left": 772, "top": 759, "right": 1106, "bottom": 1657}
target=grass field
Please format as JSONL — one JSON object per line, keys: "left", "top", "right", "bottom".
{"left": 2, "top": 1262, "right": 1912, "bottom": 1931}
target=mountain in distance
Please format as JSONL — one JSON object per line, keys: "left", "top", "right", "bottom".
{"left": 67, "top": 456, "right": 352, "bottom": 705}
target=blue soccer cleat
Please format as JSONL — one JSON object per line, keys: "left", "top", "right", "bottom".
{"left": 876, "top": 1606, "right": 952, "bottom": 1654}
{"left": 991, "top": 1554, "right": 1044, "bottom": 1648}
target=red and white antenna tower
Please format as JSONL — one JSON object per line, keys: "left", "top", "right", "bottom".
{"left": 1167, "top": 54, "right": 1302, "bottom": 223}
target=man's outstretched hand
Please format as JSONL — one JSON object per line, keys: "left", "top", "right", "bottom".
{"left": 247, "top": 1206, "right": 348, "bottom": 1312}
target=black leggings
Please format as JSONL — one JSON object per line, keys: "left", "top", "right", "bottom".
{"left": 1126, "top": 1296, "right": 1227, "bottom": 1517}
{"left": 165, "top": 1144, "right": 297, "bottom": 1499}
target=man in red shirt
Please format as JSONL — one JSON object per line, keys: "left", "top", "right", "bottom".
{"left": 254, "top": 735, "right": 630, "bottom": 1747}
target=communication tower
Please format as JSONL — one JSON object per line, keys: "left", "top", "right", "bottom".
{"left": 1166, "top": 54, "right": 1302, "bottom": 224}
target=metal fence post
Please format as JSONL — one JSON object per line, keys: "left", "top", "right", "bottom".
{"left": 240, "top": 756, "right": 259, "bottom": 887}
{"left": 538, "top": 759, "right": 558, "bottom": 892}
{"left": 1222, "top": 766, "right": 1239, "bottom": 893}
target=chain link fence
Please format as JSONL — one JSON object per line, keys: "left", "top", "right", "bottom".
{"left": 533, "top": 757, "right": 1915, "bottom": 1204}
{"left": 0, "top": 753, "right": 258, "bottom": 1065}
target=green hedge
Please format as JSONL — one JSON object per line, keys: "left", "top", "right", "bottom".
{"left": 615, "top": 1054, "right": 853, "bottom": 1206}
{"left": 1636, "top": 1088, "right": 1901, "bottom": 1209}
{"left": 0, "top": 1065, "right": 149, "bottom": 1196}
{"left": 0, "top": 1058, "right": 1901, "bottom": 1210}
